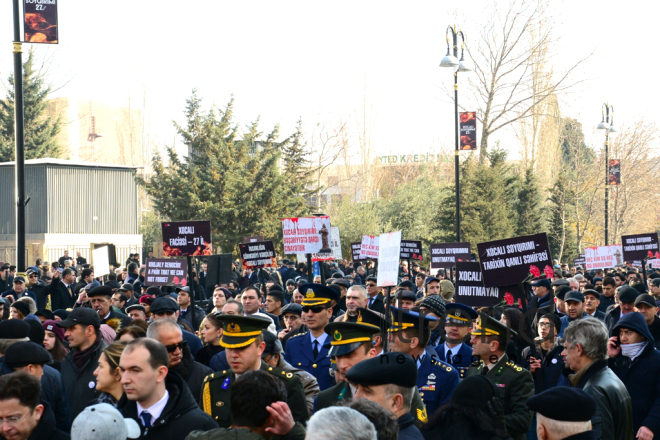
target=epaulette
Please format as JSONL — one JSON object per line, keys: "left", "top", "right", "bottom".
{"left": 265, "top": 365, "right": 295, "bottom": 380}
{"left": 430, "top": 358, "right": 453, "bottom": 373}
{"left": 203, "top": 370, "right": 229, "bottom": 384}
{"left": 471, "top": 359, "right": 484, "bottom": 367}
{"left": 289, "top": 331, "right": 308, "bottom": 340}
{"left": 505, "top": 361, "right": 523, "bottom": 372}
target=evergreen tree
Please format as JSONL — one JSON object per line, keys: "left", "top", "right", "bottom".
{"left": 516, "top": 167, "right": 544, "bottom": 236}
{"left": 0, "top": 48, "right": 63, "bottom": 161}
{"left": 139, "top": 91, "right": 310, "bottom": 255}
{"left": 547, "top": 174, "right": 577, "bottom": 263}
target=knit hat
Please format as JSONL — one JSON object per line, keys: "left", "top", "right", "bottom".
{"left": 25, "top": 319, "right": 45, "bottom": 346}
{"left": 10, "top": 300, "right": 30, "bottom": 318}
{"left": 100, "top": 324, "right": 117, "bottom": 346}
{"left": 42, "top": 320, "right": 66, "bottom": 342}
{"left": 439, "top": 280, "right": 455, "bottom": 301}
{"left": 419, "top": 294, "right": 447, "bottom": 317}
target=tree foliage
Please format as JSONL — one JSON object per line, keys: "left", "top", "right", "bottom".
{"left": 0, "top": 48, "right": 63, "bottom": 161}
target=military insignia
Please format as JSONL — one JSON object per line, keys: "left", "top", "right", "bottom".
{"left": 428, "top": 373, "right": 436, "bottom": 380}
{"left": 221, "top": 377, "right": 231, "bottom": 390}
{"left": 357, "top": 311, "right": 363, "bottom": 323}
{"left": 455, "top": 310, "right": 462, "bottom": 318}
{"left": 420, "top": 384, "right": 436, "bottom": 391}
{"left": 496, "top": 383, "right": 505, "bottom": 388}
{"left": 417, "top": 407, "right": 428, "bottom": 424}
{"left": 334, "top": 330, "right": 342, "bottom": 341}
{"left": 227, "top": 322, "right": 241, "bottom": 334}
{"left": 338, "top": 388, "right": 346, "bottom": 400}
{"left": 306, "top": 289, "right": 315, "bottom": 298}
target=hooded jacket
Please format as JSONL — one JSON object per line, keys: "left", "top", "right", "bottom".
{"left": 118, "top": 372, "right": 218, "bottom": 439}
{"left": 169, "top": 343, "right": 213, "bottom": 402}
{"left": 609, "top": 312, "right": 660, "bottom": 435}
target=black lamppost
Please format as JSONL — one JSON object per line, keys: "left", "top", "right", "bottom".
{"left": 440, "top": 25, "right": 471, "bottom": 243}
{"left": 597, "top": 103, "right": 617, "bottom": 245}
{"left": 12, "top": 0, "right": 26, "bottom": 271}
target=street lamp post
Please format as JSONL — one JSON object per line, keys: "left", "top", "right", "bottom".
{"left": 440, "top": 25, "right": 471, "bottom": 243}
{"left": 597, "top": 103, "right": 617, "bottom": 245}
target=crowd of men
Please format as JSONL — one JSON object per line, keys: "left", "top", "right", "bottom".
{"left": 0, "top": 253, "right": 659, "bottom": 440}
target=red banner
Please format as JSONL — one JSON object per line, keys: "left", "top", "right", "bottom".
{"left": 459, "top": 112, "right": 477, "bottom": 150}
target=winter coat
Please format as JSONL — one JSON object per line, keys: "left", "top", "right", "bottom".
{"left": 28, "top": 401, "right": 70, "bottom": 440}
{"left": 118, "top": 372, "right": 218, "bottom": 439}
{"left": 1, "top": 288, "right": 37, "bottom": 304}
{"left": 170, "top": 345, "right": 213, "bottom": 402}
{"left": 608, "top": 312, "right": 660, "bottom": 435}
{"left": 648, "top": 316, "right": 660, "bottom": 350}
{"left": 49, "top": 279, "right": 76, "bottom": 310}
{"left": 521, "top": 337, "right": 565, "bottom": 393}
{"left": 179, "top": 305, "right": 206, "bottom": 331}
{"left": 185, "top": 424, "right": 306, "bottom": 440}
{"left": 28, "top": 279, "right": 49, "bottom": 311}
{"left": 42, "top": 364, "right": 70, "bottom": 433}
{"left": 60, "top": 337, "right": 107, "bottom": 421}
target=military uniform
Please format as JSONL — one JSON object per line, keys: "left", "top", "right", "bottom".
{"left": 200, "top": 314, "right": 309, "bottom": 428}
{"left": 435, "top": 303, "right": 479, "bottom": 379}
{"left": 417, "top": 349, "right": 460, "bottom": 417}
{"left": 466, "top": 315, "right": 534, "bottom": 440}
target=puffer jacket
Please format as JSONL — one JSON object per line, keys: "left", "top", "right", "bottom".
{"left": 609, "top": 312, "right": 660, "bottom": 435}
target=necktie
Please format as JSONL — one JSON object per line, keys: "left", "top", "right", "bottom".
{"left": 481, "top": 366, "right": 489, "bottom": 376}
{"left": 369, "top": 297, "right": 375, "bottom": 307}
{"left": 447, "top": 349, "right": 453, "bottom": 365}
{"left": 140, "top": 411, "right": 152, "bottom": 428}
{"left": 313, "top": 340, "right": 319, "bottom": 358}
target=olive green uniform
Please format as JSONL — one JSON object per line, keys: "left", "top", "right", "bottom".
{"left": 201, "top": 361, "right": 309, "bottom": 428}
{"left": 466, "top": 354, "right": 534, "bottom": 440}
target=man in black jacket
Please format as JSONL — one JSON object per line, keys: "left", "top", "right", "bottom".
{"left": 562, "top": 317, "right": 633, "bottom": 440}
{"left": 634, "top": 294, "right": 660, "bottom": 349}
{"left": 146, "top": 318, "right": 212, "bottom": 401}
{"left": 49, "top": 268, "right": 77, "bottom": 310}
{"left": 87, "top": 285, "right": 132, "bottom": 327}
{"left": 26, "top": 268, "right": 49, "bottom": 311}
{"left": 117, "top": 338, "right": 218, "bottom": 439}
{"left": 364, "top": 276, "right": 385, "bottom": 314}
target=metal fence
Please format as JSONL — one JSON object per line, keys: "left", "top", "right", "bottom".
{"left": 46, "top": 245, "right": 143, "bottom": 268}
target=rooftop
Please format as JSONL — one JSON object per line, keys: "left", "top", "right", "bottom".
{"left": 0, "top": 158, "right": 140, "bottom": 170}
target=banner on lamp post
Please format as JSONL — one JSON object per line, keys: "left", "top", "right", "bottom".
{"left": 23, "top": 0, "right": 58, "bottom": 44}
{"left": 608, "top": 159, "right": 621, "bottom": 185}
{"left": 459, "top": 112, "right": 477, "bottom": 150}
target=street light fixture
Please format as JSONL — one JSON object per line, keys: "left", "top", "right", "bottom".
{"left": 597, "top": 103, "right": 615, "bottom": 245}
{"left": 440, "top": 25, "right": 469, "bottom": 243}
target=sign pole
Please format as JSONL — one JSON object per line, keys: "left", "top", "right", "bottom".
{"left": 383, "top": 285, "right": 392, "bottom": 352}
{"left": 187, "top": 255, "right": 197, "bottom": 333}
{"left": 643, "top": 257, "right": 648, "bottom": 287}
{"left": 306, "top": 254, "right": 313, "bottom": 283}
{"left": 13, "top": 0, "right": 26, "bottom": 271}
{"left": 320, "top": 262, "right": 326, "bottom": 285}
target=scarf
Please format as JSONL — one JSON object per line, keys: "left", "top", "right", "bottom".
{"left": 621, "top": 342, "right": 647, "bottom": 361}
{"left": 72, "top": 337, "right": 100, "bottom": 371}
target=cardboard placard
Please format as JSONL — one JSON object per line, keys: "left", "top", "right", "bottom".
{"left": 621, "top": 233, "right": 659, "bottom": 263}
{"left": 239, "top": 241, "right": 277, "bottom": 270}
{"left": 377, "top": 231, "right": 402, "bottom": 287}
{"left": 282, "top": 217, "right": 332, "bottom": 255}
{"left": 455, "top": 261, "right": 501, "bottom": 307}
{"left": 400, "top": 240, "right": 423, "bottom": 260}
{"left": 359, "top": 235, "right": 380, "bottom": 260}
{"left": 91, "top": 246, "right": 110, "bottom": 277}
{"left": 584, "top": 245, "right": 624, "bottom": 270}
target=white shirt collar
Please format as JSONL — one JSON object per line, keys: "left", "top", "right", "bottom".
{"left": 416, "top": 351, "right": 427, "bottom": 369}
{"left": 310, "top": 332, "right": 328, "bottom": 346}
{"left": 137, "top": 390, "right": 169, "bottom": 427}
{"left": 444, "top": 342, "right": 463, "bottom": 361}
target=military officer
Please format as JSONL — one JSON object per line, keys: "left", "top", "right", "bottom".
{"left": 388, "top": 306, "right": 460, "bottom": 417}
{"left": 284, "top": 283, "right": 335, "bottom": 391}
{"left": 435, "top": 303, "right": 477, "bottom": 378}
{"left": 466, "top": 314, "right": 534, "bottom": 440}
{"left": 200, "top": 314, "right": 309, "bottom": 428}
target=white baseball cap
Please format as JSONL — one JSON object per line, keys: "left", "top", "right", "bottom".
{"left": 71, "top": 403, "right": 141, "bottom": 440}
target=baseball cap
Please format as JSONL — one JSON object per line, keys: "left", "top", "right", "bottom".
{"left": 56, "top": 307, "right": 101, "bottom": 329}
{"left": 634, "top": 294, "right": 658, "bottom": 308}
{"left": 71, "top": 403, "right": 140, "bottom": 440}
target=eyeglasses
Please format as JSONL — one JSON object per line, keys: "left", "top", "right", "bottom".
{"left": 366, "top": 284, "right": 377, "bottom": 287}
{"left": 302, "top": 306, "right": 326, "bottom": 314}
{"left": 0, "top": 412, "right": 30, "bottom": 426}
{"left": 164, "top": 340, "right": 187, "bottom": 353}
{"left": 538, "top": 322, "right": 552, "bottom": 328}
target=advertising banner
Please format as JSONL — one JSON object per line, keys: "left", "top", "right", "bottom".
{"left": 477, "top": 233, "right": 552, "bottom": 288}
{"left": 359, "top": 235, "right": 380, "bottom": 260}
{"left": 144, "top": 258, "right": 187, "bottom": 286}
{"left": 400, "top": 240, "right": 423, "bottom": 260}
{"left": 455, "top": 261, "right": 501, "bottom": 307}
{"left": 282, "top": 217, "right": 332, "bottom": 255}
{"left": 239, "top": 241, "right": 277, "bottom": 270}
{"left": 377, "top": 231, "right": 402, "bottom": 287}
{"left": 621, "top": 233, "right": 659, "bottom": 263}
{"left": 429, "top": 242, "right": 471, "bottom": 269}
{"left": 162, "top": 221, "right": 212, "bottom": 257}
{"left": 23, "top": 0, "right": 58, "bottom": 43}
{"left": 608, "top": 159, "right": 621, "bottom": 185}
{"left": 584, "top": 245, "right": 624, "bottom": 270}
{"left": 459, "top": 112, "right": 477, "bottom": 150}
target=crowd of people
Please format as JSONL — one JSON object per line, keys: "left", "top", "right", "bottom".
{"left": 0, "top": 253, "right": 658, "bottom": 440}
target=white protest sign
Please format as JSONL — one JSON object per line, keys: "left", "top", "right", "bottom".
{"left": 92, "top": 246, "right": 110, "bottom": 277}
{"left": 584, "top": 245, "right": 624, "bottom": 270}
{"left": 377, "top": 231, "right": 402, "bottom": 287}
{"left": 359, "top": 235, "right": 380, "bottom": 260}
{"left": 298, "top": 226, "right": 343, "bottom": 262}
{"left": 282, "top": 217, "right": 332, "bottom": 255}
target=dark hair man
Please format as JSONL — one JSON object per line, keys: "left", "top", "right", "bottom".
{"left": 435, "top": 303, "right": 477, "bottom": 378}
{"left": 73, "top": 268, "right": 94, "bottom": 298}
{"left": 175, "top": 286, "right": 205, "bottom": 330}
{"left": 284, "top": 284, "right": 335, "bottom": 391}
{"left": 604, "top": 286, "right": 638, "bottom": 333}
{"left": 559, "top": 291, "right": 587, "bottom": 337}
{"left": 112, "top": 290, "right": 129, "bottom": 313}
{"left": 364, "top": 277, "right": 385, "bottom": 314}
{"left": 117, "top": 338, "right": 217, "bottom": 438}
{"left": 634, "top": 294, "right": 660, "bottom": 349}
{"left": 200, "top": 315, "right": 309, "bottom": 428}
{"left": 598, "top": 277, "right": 617, "bottom": 313}
{"left": 0, "top": 372, "right": 69, "bottom": 440}
{"left": 49, "top": 268, "right": 77, "bottom": 310}
{"left": 467, "top": 315, "right": 534, "bottom": 440}
{"left": 265, "top": 290, "right": 284, "bottom": 328}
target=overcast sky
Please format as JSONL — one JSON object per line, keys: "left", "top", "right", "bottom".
{"left": 1, "top": 0, "right": 658, "bottom": 160}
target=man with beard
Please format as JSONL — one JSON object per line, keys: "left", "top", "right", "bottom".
{"left": 435, "top": 303, "right": 476, "bottom": 379}
{"left": 87, "top": 285, "right": 132, "bottom": 328}
{"left": 146, "top": 319, "right": 211, "bottom": 402}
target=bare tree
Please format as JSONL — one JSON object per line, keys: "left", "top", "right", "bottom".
{"left": 469, "top": 0, "right": 589, "bottom": 161}
{"left": 309, "top": 119, "right": 351, "bottom": 210}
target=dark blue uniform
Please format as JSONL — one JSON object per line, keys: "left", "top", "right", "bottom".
{"left": 417, "top": 348, "right": 460, "bottom": 416}
{"left": 435, "top": 342, "right": 473, "bottom": 379}
{"left": 284, "top": 331, "right": 333, "bottom": 391}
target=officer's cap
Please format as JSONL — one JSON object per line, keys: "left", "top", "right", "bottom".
{"left": 325, "top": 322, "right": 379, "bottom": 357}
{"left": 216, "top": 314, "right": 271, "bottom": 348}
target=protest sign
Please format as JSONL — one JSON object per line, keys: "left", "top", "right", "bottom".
{"left": 400, "top": 240, "right": 423, "bottom": 260}
{"left": 455, "top": 261, "right": 501, "bottom": 307}
{"left": 24, "top": 0, "right": 58, "bottom": 43}
{"left": 282, "top": 217, "right": 332, "bottom": 255}
{"left": 430, "top": 242, "right": 471, "bottom": 269}
{"left": 162, "top": 221, "right": 212, "bottom": 257}
{"left": 621, "top": 233, "right": 659, "bottom": 263}
{"left": 243, "top": 236, "right": 264, "bottom": 243}
{"left": 144, "top": 258, "right": 188, "bottom": 286}
{"left": 652, "top": 259, "right": 660, "bottom": 269}
{"left": 377, "top": 231, "right": 402, "bottom": 287}
{"left": 584, "top": 245, "right": 624, "bottom": 270}
{"left": 91, "top": 246, "right": 110, "bottom": 277}
{"left": 477, "top": 233, "right": 552, "bottom": 288}
{"left": 459, "top": 112, "right": 477, "bottom": 150}
{"left": 573, "top": 254, "right": 586, "bottom": 267}
{"left": 301, "top": 227, "right": 343, "bottom": 262}
{"left": 239, "top": 241, "right": 277, "bottom": 270}
{"left": 351, "top": 242, "right": 363, "bottom": 262}
{"left": 359, "top": 235, "right": 380, "bottom": 260}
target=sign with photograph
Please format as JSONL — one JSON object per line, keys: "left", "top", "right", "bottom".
{"left": 162, "top": 221, "right": 212, "bottom": 257}
{"left": 144, "top": 258, "right": 188, "bottom": 286}
{"left": 584, "top": 245, "right": 624, "bottom": 270}
{"left": 299, "top": 227, "right": 343, "bottom": 262}
{"left": 477, "top": 233, "right": 552, "bottom": 288}
{"left": 608, "top": 159, "right": 621, "bottom": 185}
{"left": 459, "top": 112, "right": 478, "bottom": 150}
{"left": 282, "top": 217, "right": 332, "bottom": 255}
{"left": 377, "top": 231, "right": 402, "bottom": 287}
{"left": 430, "top": 242, "right": 471, "bottom": 269}
{"left": 455, "top": 261, "right": 501, "bottom": 307}
{"left": 359, "top": 235, "right": 380, "bottom": 260}
{"left": 400, "top": 240, "right": 423, "bottom": 260}
{"left": 23, "top": 0, "right": 58, "bottom": 43}
{"left": 239, "top": 241, "right": 277, "bottom": 270}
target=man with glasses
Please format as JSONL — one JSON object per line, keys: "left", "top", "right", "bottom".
{"left": 25, "top": 268, "right": 48, "bottom": 311}
{"left": 284, "top": 283, "right": 336, "bottom": 391}
{"left": 364, "top": 277, "right": 385, "bottom": 314}
{"left": 0, "top": 372, "right": 69, "bottom": 440}
{"left": 1, "top": 276, "right": 37, "bottom": 305}
{"left": 150, "top": 296, "right": 203, "bottom": 356}
{"left": 146, "top": 319, "right": 211, "bottom": 403}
